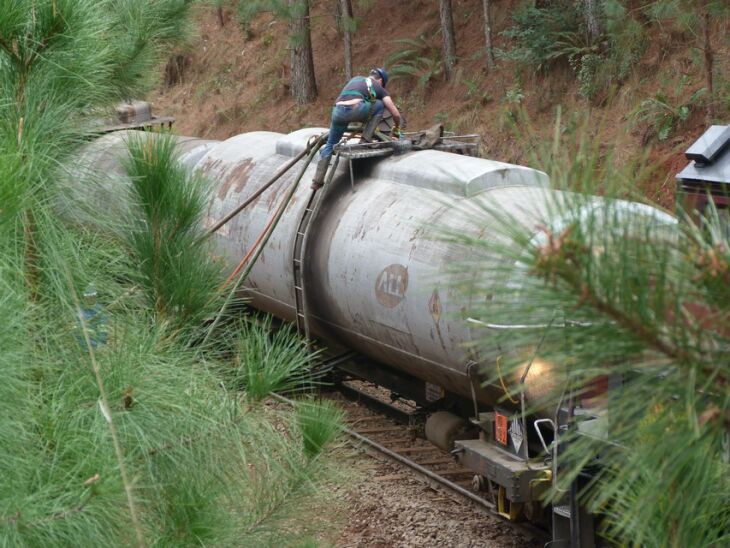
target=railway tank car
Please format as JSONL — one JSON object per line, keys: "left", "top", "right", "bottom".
{"left": 69, "top": 126, "right": 730, "bottom": 547}
{"left": 72, "top": 126, "right": 678, "bottom": 546}
{"left": 75, "top": 127, "right": 556, "bottom": 409}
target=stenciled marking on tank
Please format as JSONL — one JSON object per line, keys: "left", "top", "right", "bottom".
{"left": 375, "top": 264, "right": 408, "bottom": 307}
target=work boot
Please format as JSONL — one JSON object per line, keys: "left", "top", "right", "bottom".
{"left": 360, "top": 112, "right": 384, "bottom": 143}
{"left": 310, "top": 157, "right": 331, "bottom": 190}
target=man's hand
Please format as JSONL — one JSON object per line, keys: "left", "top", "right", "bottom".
{"left": 383, "top": 96, "right": 401, "bottom": 125}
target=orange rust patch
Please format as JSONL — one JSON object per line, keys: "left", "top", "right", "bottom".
{"left": 217, "top": 158, "right": 254, "bottom": 200}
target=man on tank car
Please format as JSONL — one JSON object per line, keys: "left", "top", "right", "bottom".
{"left": 311, "top": 67, "right": 403, "bottom": 189}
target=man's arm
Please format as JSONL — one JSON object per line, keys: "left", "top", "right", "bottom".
{"left": 383, "top": 96, "right": 401, "bottom": 125}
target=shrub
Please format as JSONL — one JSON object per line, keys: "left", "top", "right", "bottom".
{"left": 230, "top": 316, "right": 321, "bottom": 401}
{"left": 385, "top": 35, "right": 443, "bottom": 95}
{"left": 632, "top": 84, "right": 706, "bottom": 142}
{"left": 121, "top": 134, "right": 224, "bottom": 334}
{"left": 296, "top": 399, "right": 344, "bottom": 458}
{"left": 499, "top": 0, "right": 646, "bottom": 101}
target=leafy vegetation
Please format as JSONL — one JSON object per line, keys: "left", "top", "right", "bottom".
{"left": 0, "top": 1, "right": 346, "bottom": 545}
{"left": 235, "top": 0, "right": 311, "bottom": 47}
{"left": 385, "top": 35, "right": 443, "bottom": 95}
{"left": 499, "top": 0, "right": 646, "bottom": 101}
{"left": 121, "top": 134, "right": 224, "bottom": 334}
{"left": 463, "top": 78, "right": 492, "bottom": 105}
{"left": 448, "top": 116, "right": 729, "bottom": 547}
{"left": 632, "top": 86, "right": 706, "bottom": 142}
{"left": 229, "top": 316, "right": 322, "bottom": 401}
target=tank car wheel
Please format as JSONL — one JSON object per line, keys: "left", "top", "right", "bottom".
{"left": 471, "top": 474, "right": 486, "bottom": 492}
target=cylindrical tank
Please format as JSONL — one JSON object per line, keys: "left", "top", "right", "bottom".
{"left": 72, "top": 129, "right": 564, "bottom": 408}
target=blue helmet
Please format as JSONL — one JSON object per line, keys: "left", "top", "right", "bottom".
{"left": 370, "top": 67, "right": 389, "bottom": 88}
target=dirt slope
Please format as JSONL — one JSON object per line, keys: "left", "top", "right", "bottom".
{"left": 149, "top": 0, "right": 729, "bottom": 206}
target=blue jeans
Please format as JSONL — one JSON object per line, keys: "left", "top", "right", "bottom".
{"left": 320, "top": 100, "right": 384, "bottom": 158}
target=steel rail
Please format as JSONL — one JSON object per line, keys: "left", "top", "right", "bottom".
{"left": 271, "top": 392, "right": 547, "bottom": 543}
{"left": 346, "top": 427, "right": 492, "bottom": 509}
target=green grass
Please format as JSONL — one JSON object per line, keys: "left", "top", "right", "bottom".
{"left": 0, "top": 206, "right": 346, "bottom": 546}
{"left": 296, "top": 398, "right": 345, "bottom": 459}
{"left": 0, "top": 4, "right": 348, "bottom": 544}
{"left": 229, "top": 315, "right": 322, "bottom": 401}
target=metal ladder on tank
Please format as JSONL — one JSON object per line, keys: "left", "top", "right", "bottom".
{"left": 292, "top": 152, "right": 341, "bottom": 341}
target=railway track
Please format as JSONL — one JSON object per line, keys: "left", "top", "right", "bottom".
{"left": 274, "top": 385, "right": 549, "bottom": 546}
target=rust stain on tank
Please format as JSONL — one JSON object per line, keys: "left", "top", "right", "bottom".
{"left": 200, "top": 157, "right": 223, "bottom": 175}
{"left": 231, "top": 159, "right": 255, "bottom": 193}
{"left": 429, "top": 289, "right": 449, "bottom": 354}
{"left": 217, "top": 176, "right": 237, "bottom": 200}
{"left": 217, "top": 159, "right": 254, "bottom": 200}
{"left": 353, "top": 209, "right": 369, "bottom": 240}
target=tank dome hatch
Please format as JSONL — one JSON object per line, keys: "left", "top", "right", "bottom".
{"left": 275, "top": 128, "right": 329, "bottom": 158}
{"left": 371, "top": 150, "right": 549, "bottom": 198}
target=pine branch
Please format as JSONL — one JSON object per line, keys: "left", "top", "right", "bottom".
{"left": 532, "top": 225, "right": 710, "bottom": 367}
{"left": 0, "top": 33, "right": 18, "bottom": 60}
{"left": 67, "top": 273, "right": 146, "bottom": 548}
{"left": 5, "top": 492, "right": 95, "bottom": 529}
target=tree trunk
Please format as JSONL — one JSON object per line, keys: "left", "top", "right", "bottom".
{"left": 164, "top": 54, "right": 189, "bottom": 87}
{"left": 439, "top": 0, "right": 457, "bottom": 81}
{"left": 582, "top": 0, "right": 602, "bottom": 44}
{"left": 216, "top": 5, "right": 224, "bottom": 28}
{"left": 702, "top": 0, "right": 714, "bottom": 120}
{"left": 339, "top": 0, "right": 354, "bottom": 80}
{"left": 289, "top": 0, "right": 317, "bottom": 104}
{"left": 482, "top": 0, "right": 495, "bottom": 71}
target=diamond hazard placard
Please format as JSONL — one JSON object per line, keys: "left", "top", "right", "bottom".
{"left": 509, "top": 418, "right": 524, "bottom": 453}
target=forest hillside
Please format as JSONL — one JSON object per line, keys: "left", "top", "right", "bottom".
{"left": 150, "top": 0, "right": 730, "bottom": 208}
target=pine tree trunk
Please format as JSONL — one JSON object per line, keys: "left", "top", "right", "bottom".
{"left": 289, "top": 0, "right": 317, "bottom": 104}
{"left": 216, "top": 5, "right": 224, "bottom": 28}
{"left": 439, "top": 0, "right": 457, "bottom": 81}
{"left": 482, "top": 0, "right": 495, "bottom": 71}
{"left": 582, "top": 0, "right": 602, "bottom": 44}
{"left": 702, "top": 0, "right": 714, "bottom": 120}
{"left": 339, "top": 0, "right": 354, "bottom": 81}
